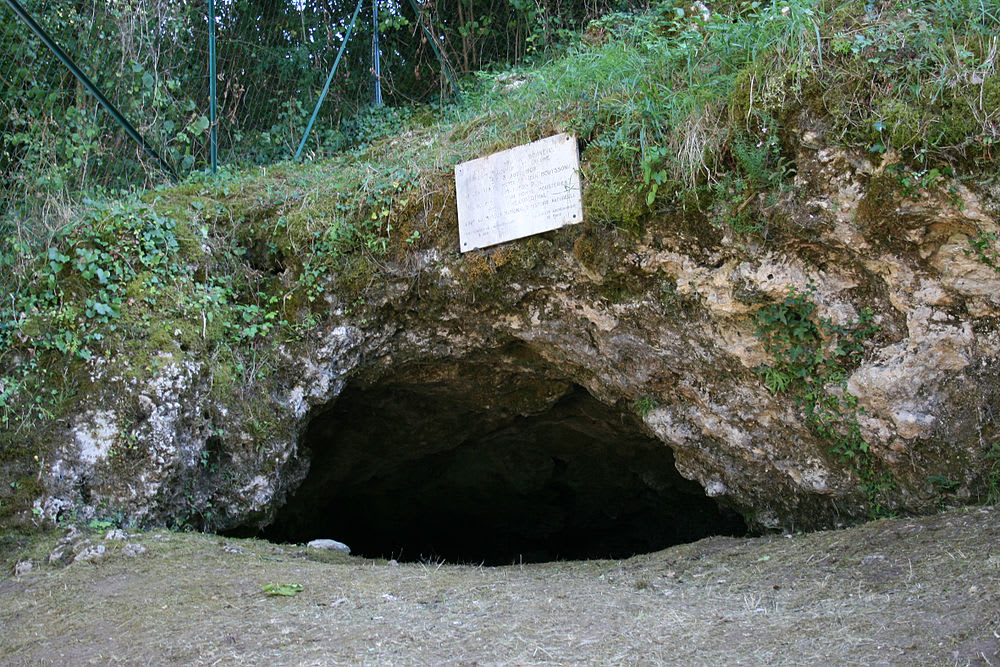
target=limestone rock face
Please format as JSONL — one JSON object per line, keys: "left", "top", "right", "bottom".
{"left": 23, "top": 134, "right": 1000, "bottom": 537}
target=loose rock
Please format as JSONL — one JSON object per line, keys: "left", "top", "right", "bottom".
{"left": 307, "top": 539, "right": 351, "bottom": 554}
{"left": 73, "top": 544, "right": 107, "bottom": 564}
{"left": 122, "top": 543, "right": 147, "bottom": 557}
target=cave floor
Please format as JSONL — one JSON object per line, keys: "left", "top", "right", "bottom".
{"left": 1, "top": 506, "right": 998, "bottom": 665}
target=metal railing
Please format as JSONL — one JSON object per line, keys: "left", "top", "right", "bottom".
{"left": 1, "top": 0, "right": 456, "bottom": 241}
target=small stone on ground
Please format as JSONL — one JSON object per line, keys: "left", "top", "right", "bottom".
{"left": 306, "top": 539, "right": 350, "bottom": 554}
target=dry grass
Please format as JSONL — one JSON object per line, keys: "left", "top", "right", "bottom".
{"left": 1, "top": 506, "right": 998, "bottom": 665}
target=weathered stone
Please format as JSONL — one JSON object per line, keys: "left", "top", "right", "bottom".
{"left": 122, "top": 543, "right": 147, "bottom": 557}
{"left": 48, "top": 527, "right": 92, "bottom": 566}
{"left": 307, "top": 539, "right": 351, "bottom": 554}
{"left": 72, "top": 543, "right": 106, "bottom": 564}
{"left": 13, "top": 560, "right": 32, "bottom": 576}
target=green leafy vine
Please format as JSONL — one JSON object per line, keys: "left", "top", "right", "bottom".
{"left": 754, "top": 285, "right": 892, "bottom": 516}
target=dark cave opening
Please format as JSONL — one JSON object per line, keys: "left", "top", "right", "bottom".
{"left": 262, "top": 362, "right": 746, "bottom": 565}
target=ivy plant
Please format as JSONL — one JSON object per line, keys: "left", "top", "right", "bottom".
{"left": 754, "top": 285, "right": 891, "bottom": 515}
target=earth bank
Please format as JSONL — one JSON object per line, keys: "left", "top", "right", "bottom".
{"left": 15, "top": 132, "right": 1000, "bottom": 547}
{"left": 1, "top": 1, "right": 999, "bottom": 563}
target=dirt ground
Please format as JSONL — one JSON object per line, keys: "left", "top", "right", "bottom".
{"left": 1, "top": 506, "right": 998, "bottom": 665}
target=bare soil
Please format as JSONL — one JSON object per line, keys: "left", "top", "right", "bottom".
{"left": 1, "top": 506, "right": 999, "bottom": 665}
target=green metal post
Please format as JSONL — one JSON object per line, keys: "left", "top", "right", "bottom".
{"left": 372, "top": 0, "right": 382, "bottom": 107}
{"left": 294, "top": 0, "right": 365, "bottom": 161}
{"left": 208, "top": 0, "right": 218, "bottom": 173}
{"left": 2, "top": 0, "right": 178, "bottom": 183}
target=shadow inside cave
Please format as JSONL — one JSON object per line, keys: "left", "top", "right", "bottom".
{"left": 257, "top": 358, "right": 747, "bottom": 565}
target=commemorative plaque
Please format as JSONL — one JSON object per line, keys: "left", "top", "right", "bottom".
{"left": 455, "top": 133, "right": 583, "bottom": 252}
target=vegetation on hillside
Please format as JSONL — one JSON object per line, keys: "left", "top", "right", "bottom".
{"left": 0, "top": 0, "right": 629, "bottom": 212}
{"left": 1, "top": 0, "right": 999, "bottom": 521}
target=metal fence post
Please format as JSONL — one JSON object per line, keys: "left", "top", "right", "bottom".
{"left": 294, "top": 0, "right": 365, "bottom": 161}
{"left": 208, "top": 0, "right": 218, "bottom": 173}
{"left": 372, "top": 0, "right": 382, "bottom": 107}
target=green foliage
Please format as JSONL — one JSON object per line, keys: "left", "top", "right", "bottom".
{"left": 449, "top": 0, "right": 915, "bottom": 229}
{"left": 1, "top": 3, "right": 207, "bottom": 200}
{"left": 927, "top": 474, "right": 959, "bottom": 493}
{"left": 965, "top": 229, "right": 1000, "bottom": 273}
{"left": 2, "top": 0, "right": 632, "bottom": 236}
{"left": 886, "top": 164, "right": 949, "bottom": 198}
{"left": 0, "top": 146, "right": 426, "bottom": 451}
{"left": 754, "top": 286, "right": 875, "bottom": 401}
{"left": 707, "top": 116, "right": 794, "bottom": 236}
{"left": 754, "top": 285, "right": 890, "bottom": 515}
{"left": 0, "top": 196, "right": 186, "bottom": 428}
{"left": 861, "top": 466, "right": 896, "bottom": 519}
{"left": 262, "top": 582, "right": 303, "bottom": 597}
{"left": 5, "top": 0, "right": 997, "bottom": 248}
{"left": 819, "top": 0, "right": 999, "bottom": 165}
{"left": 633, "top": 396, "right": 657, "bottom": 418}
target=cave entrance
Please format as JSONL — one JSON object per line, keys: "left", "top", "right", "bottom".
{"left": 263, "top": 356, "right": 746, "bottom": 564}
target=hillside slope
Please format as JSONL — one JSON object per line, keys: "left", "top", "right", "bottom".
{"left": 1, "top": 1, "right": 998, "bottom": 550}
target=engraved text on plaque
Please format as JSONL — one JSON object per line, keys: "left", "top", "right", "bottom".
{"left": 455, "top": 133, "right": 583, "bottom": 252}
